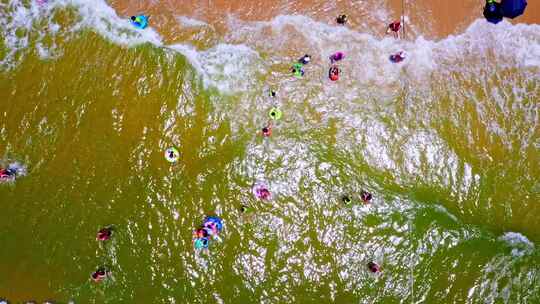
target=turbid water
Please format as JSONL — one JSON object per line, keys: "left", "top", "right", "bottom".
{"left": 0, "top": 0, "right": 539, "bottom": 303}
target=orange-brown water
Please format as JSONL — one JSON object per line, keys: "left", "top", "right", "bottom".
{"left": 110, "top": 0, "right": 540, "bottom": 41}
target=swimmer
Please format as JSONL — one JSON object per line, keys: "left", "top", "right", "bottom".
{"left": 165, "top": 147, "right": 180, "bottom": 163}
{"left": 291, "top": 63, "right": 305, "bottom": 77}
{"left": 367, "top": 262, "right": 381, "bottom": 273}
{"left": 91, "top": 267, "right": 108, "bottom": 282}
{"left": 0, "top": 168, "right": 15, "bottom": 180}
{"left": 131, "top": 16, "right": 140, "bottom": 26}
{"left": 257, "top": 188, "right": 271, "bottom": 200}
{"left": 194, "top": 237, "right": 209, "bottom": 249}
{"left": 240, "top": 204, "right": 249, "bottom": 213}
{"left": 389, "top": 51, "right": 406, "bottom": 63}
{"left": 203, "top": 222, "right": 218, "bottom": 236}
{"left": 330, "top": 52, "right": 345, "bottom": 64}
{"left": 202, "top": 216, "right": 223, "bottom": 235}
{"left": 252, "top": 182, "right": 271, "bottom": 200}
{"left": 360, "top": 190, "right": 372, "bottom": 203}
{"left": 336, "top": 14, "right": 347, "bottom": 25}
{"left": 329, "top": 65, "right": 340, "bottom": 81}
{"left": 130, "top": 15, "right": 148, "bottom": 29}
{"left": 342, "top": 195, "right": 352, "bottom": 205}
{"left": 483, "top": 0, "right": 503, "bottom": 24}
{"left": 298, "top": 54, "right": 311, "bottom": 65}
{"left": 269, "top": 108, "right": 282, "bottom": 120}
{"left": 386, "top": 20, "right": 401, "bottom": 39}
{"left": 262, "top": 125, "right": 272, "bottom": 137}
{"left": 96, "top": 227, "right": 112, "bottom": 241}
{"left": 195, "top": 228, "right": 209, "bottom": 238}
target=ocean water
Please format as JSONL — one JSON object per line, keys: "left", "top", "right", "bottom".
{"left": 0, "top": 0, "right": 539, "bottom": 303}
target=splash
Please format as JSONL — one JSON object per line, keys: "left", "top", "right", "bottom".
{"left": 499, "top": 232, "right": 535, "bottom": 257}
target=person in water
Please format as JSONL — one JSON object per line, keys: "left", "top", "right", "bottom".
{"left": 367, "top": 262, "right": 381, "bottom": 273}
{"left": 97, "top": 227, "right": 112, "bottom": 241}
{"left": 130, "top": 15, "right": 148, "bottom": 29}
{"left": 291, "top": 63, "right": 305, "bottom": 77}
{"left": 0, "top": 167, "right": 17, "bottom": 182}
{"left": 360, "top": 190, "right": 372, "bottom": 203}
{"left": 262, "top": 124, "right": 272, "bottom": 137}
{"left": 194, "top": 227, "right": 209, "bottom": 238}
{"left": 203, "top": 221, "right": 219, "bottom": 236}
{"left": 389, "top": 51, "right": 406, "bottom": 63}
{"left": 483, "top": 0, "right": 503, "bottom": 24}
{"left": 194, "top": 237, "right": 209, "bottom": 249}
{"left": 330, "top": 52, "right": 345, "bottom": 64}
{"left": 240, "top": 205, "right": 249, "bottom": 213}
{"left": 257, "top": 188, "right": 271, "bottom": 200}
{"left": 253, "top": 182, "right": 272, "bottom": 200}
{"left": 329, "top": 65, "right": 340, "bottom": 81}
{"left": 298, "top": 54, "right": 311, "bottom": 65}
{"left": 91, "top": 267, "right": 109, "bottom": 282}
{"left": 336, "top": 14, "right": 347, "bottom": 25}
{"left": 386, "top": 20, "right": 401, "bottom": 39}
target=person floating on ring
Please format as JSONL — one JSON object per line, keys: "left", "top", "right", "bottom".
{"left": 165, "top": 147, "right": 180, "bottom": 163}
{"left": 360, "top": 190, "right": 373, "bottom": 203}
{"left": 269, "top": 107, "right": 282, "bottom": 121}
{"left": 252, "top": 181, "right": 272, "bottom": 200}
{"left": 298, "top": 54, "right": 311, "bottom": 65}
{"left": 130, "top": 15, "right": 149, "bottom": 29}
{"left": 336, "top": 14, "right": 348, "bottom": 25}
{"left": 291, "top": 62, "right": 305, "bottom": 78}
{"left": 97, "top": 227, "right": 113, "bottom": 241}
{"left": 262, "top": 124, "right": 272, "bottom": 137}
{"left": 367, "top": 261, "right": 381, "bottom": 273}
{"left": 329, "top": 65, "right": 340, "bottom": 81}
{"left": 386, "top": 19, "right": 401, "bottom": 39}
{"left": 329, "top": 52, "right": 345, "bottom": 64}
{"left": 91, "top": 267, "right": 109, "bottom": 282}
{"left": 389, "top": 51, "right": 406, "bottom": 63}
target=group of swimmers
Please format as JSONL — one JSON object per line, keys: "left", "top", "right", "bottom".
{"left": 290, "top": 15, "right": 406, "bottom": 81}
{"left": 0, "top": 163, "right": 24, "bottom": 183}
{"left": 91, "top": 227, "right": 114, "bottom": 282}
{"left": 193, "top": 216, "right": 224, "bottom": 249}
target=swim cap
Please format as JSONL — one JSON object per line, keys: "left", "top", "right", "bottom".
{"left": 269, "top": 108, "right": 282, "bottom": 120}
{"left": 165, "top": 147, "right": 180, "bottom": 163}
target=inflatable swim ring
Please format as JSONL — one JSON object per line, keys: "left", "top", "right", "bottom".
{"left": 194, "top": 237, "right": 209, "bottom": 249}
{"left": 252, "top": 181, "right": 272, "bottom": 200}
{"left": 204, "top": 216, "right": 223, "bottom": 232}
{"left": 131, "top": 15, "right": 148, "bottom": 29}
{"left": 269, "top": 108, "right": 282, "bottom": 120}
{"left": 165, "top": 147, "right": 180, "bottom": 163}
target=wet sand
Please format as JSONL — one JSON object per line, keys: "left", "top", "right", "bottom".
{"left": 110, "top": 0, "right": 540, "bottom": 41}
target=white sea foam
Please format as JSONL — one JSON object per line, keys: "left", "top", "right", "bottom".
{"left": 176, "top": 16, "right": 208, "bottom": 28}
{"left": 167, "top": 43, "right": 265, "bottom": 93}
{"left": 0, "top": 0, "right": 162, "bottom": 68}
{"left": 2, "top": 1, "right": 539, "bottom": 95}
{"left": 499, "top": 232, "right": 535, "bottom": 257}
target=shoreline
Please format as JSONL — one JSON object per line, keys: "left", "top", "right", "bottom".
{"left": 109, "top": 0, "right": 540, "bottom": 42}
